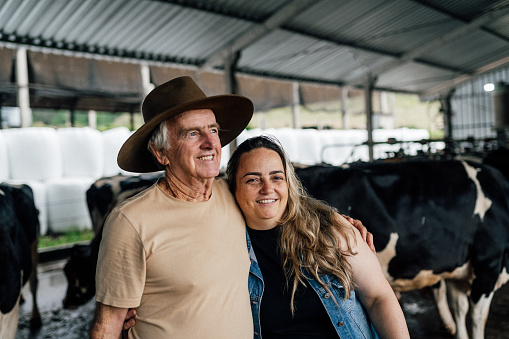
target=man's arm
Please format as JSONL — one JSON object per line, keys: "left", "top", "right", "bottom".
{"left": 90, "top": 302, "right": 129, "bottom": 339}
{"left": 342, "top": 215, "right": 376, "bottom": 253}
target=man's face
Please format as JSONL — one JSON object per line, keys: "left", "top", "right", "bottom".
{"left": 163, "top": 109, "right": 222, "bottom": 183}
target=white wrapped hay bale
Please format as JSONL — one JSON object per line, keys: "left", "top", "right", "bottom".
{"left": 45, "top": 177, "right": 95, "bottom": 233}
{"left": 0, "top": 130, "right": 9, "bottom": 181}
{"left": 220, "top": 143, "right": 230, "bottom": 170}
{"left": 57, "top": 127, "right": 104, "bottom": 178}
{"left": 3, "top": 127, "right": 62, "bottom": 180}
{"left": 320, "top": 129, "right": 367, "bottom": 165}
{"left": 294, "top": 129, "right": 322, "bottom": 165}
{"left": 266, "top": 128, "right": 300, "bottom": 163}
{"left": 101, "top": 127, "right": 131, "bottom": 177}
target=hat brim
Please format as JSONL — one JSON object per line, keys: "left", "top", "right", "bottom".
{"left": 117, "top": 95, "right": 253, "bottom": 173}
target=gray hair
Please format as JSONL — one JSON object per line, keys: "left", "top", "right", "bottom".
{"left": 148, "top": 120, "right": 170, "bottom": 156}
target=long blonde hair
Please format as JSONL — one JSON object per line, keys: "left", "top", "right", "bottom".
{"left": 226, "top": 135, "right": 356, "bottom": 313}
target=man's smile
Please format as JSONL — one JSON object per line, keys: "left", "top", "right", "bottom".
{"left": 197, "top": 155, "right": 214, "bottom": 160}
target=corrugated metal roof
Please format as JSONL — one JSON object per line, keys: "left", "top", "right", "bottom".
{"left": 0, "top": 0, "right": 508, "bottom": 108}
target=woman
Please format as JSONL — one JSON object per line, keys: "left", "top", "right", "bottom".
{"left": 226, "top": 135, "right": 409, "bottom": 339}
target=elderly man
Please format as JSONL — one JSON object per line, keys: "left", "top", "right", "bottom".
{"left": 90, "top": 76, "right": 372, "bottom": 338}
{"left": 90, "top": 76, "right": 254, "bottom": 338}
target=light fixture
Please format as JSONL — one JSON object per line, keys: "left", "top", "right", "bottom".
{"left": 484, "top": 83, "right": 495, "bottom": 92}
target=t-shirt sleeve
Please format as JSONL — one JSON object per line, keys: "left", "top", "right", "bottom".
{"left": 95, "top": 208, "right": 146, "bottom": 308}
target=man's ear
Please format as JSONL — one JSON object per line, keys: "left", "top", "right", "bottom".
{"left": 149, "top": 143, "right": 170, "bottom": 166}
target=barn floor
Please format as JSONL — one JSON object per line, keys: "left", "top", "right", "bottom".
{"left": 15, "top": 260, "right": 509, "bottom": 339}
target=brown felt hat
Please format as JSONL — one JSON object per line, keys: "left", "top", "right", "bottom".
{"left": 117, "top": 76, "right": 254, "bottom": 173}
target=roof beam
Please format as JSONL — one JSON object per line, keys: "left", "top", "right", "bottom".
{"left": 345, "top": 5, "right": 509, "bottom": 87}
{"left": 421, "top": 54, "right": 509, "bottom": 99}
{"left": 200, "top": 0, "right": 316, "bottom": 70}
{"left": 410, "top": 0, "right": 509, "bottom": 43}
{"left": 281, "top": 26, "right": 466, "bottom": 75}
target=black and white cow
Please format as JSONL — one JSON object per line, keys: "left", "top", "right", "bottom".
{"left": 64, "top": 159, "right": 509, "bottom": 338}
{"left": 295, "top": 159, "right": 509, "bottom": 339}
{"left": 0, "top": 184, "right": 41, "bottom": 338}
{"left": 484, "top": 148, "right": 509, "bottom": 180}
{"left": 63, "top": 173, "right": 161, "bottom": 309}
{"left": 86, "top": 173, "right": 163, "bottom": 234}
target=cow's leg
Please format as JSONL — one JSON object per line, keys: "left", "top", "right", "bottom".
{"left": 0, "top": 293, "right": 20, "bottom": 339}
{"left": 447, "top": 280, "right": 470, "bottom": 339}
{"left": 432, "top": 280, "right": 456, "bottom": 335}
{"left": 29, "top": 239, "right": 42, "bottom": 329}
{"left": 469, "top": 292, "right": 493, "bottom": 339}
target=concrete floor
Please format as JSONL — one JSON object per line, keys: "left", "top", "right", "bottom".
{"left": 15, "top": 260, "right": 509, "bottom": 339}
{"left": 16, "top": 260, "right": 95, "bottom": 339}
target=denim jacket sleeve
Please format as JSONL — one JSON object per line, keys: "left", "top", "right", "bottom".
{"left": 304, "top": 272, "right": 379, "bottom": 339}
{"left": 247, "top": 230, "right": 264, "bottom": 339}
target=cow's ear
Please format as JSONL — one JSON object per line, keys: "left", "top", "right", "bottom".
{"left": 149, "top": 143, "right": 169, "bottom": 166}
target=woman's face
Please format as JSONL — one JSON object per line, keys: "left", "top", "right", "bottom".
{"left": 234, "top": 147, "right": 289, "bottom": 230}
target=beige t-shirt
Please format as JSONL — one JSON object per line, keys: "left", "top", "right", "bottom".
{"left": 95, "top": 179, "right": 252, "bottom": 339}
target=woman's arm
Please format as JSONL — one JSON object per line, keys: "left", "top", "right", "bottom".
{"left": 337, "top": 215, "right": 410, "bottom": 339}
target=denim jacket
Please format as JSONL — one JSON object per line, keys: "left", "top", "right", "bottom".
{"left": 247, "top": 231, "right": 379, "bottom": 339}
